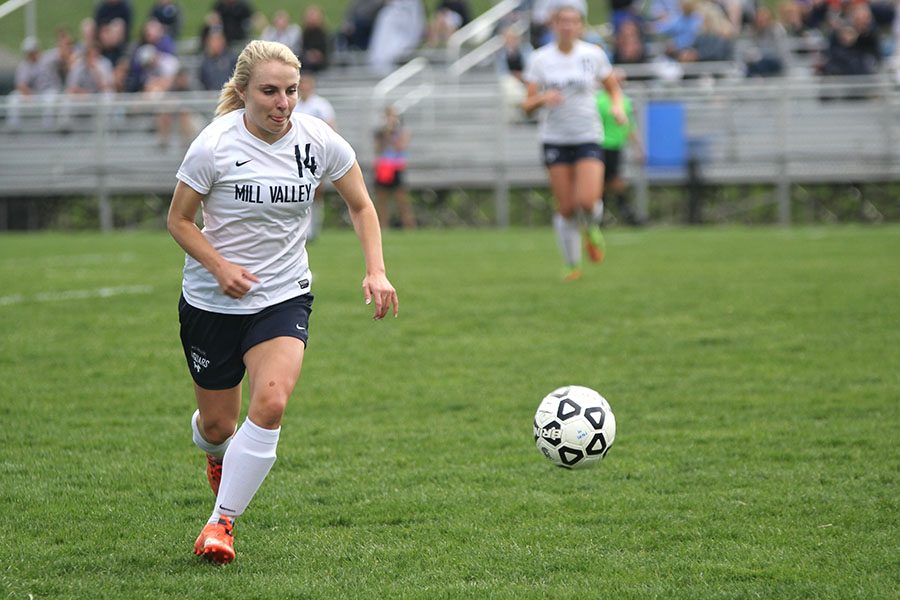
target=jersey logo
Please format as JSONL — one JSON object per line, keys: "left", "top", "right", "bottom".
{"left": 294, "top": 143, "right": 318, "bottom": 178}
{"left": 235, "top": 159, "right": 252, "bottom": 167}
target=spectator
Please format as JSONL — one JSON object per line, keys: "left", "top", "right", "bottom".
{"left": 199, "top": 29, "right": 236, "bottom": 91}
{"left": 745, "top": 6, "right": 790, "bottom": 76}
{"left": 198, "top": 11, "right": 225, "bottom": 49}
{"left": 150, "top": 0, "right": 182, "bottom": 40}
{"left": 613, "top": 18, "right": 647, "bottom": 63}
{"left": 133, "top": 44, "right": 185, "bottom": 146}
{"left": 339, "top": 0, "right": 384, "bottom": 51}
{"left": 822, "top": 3, "right": 881, "bottom": 75}
{"left": 496, "top": 25, "right": 531, "bottom": 82}
{"left": 140, "top": 18, "right": 177, "bottom": 55}
{"left": 45, "top": 28, "right": 77, "bottom": 87}
{"left": 6, "top": 37, "right": 63, "bottom": 129}
{"left": 261, "top": 10, "right": 302, "bottom": 57}
{"left": 95, "top": 0, "right": 133, "bottom": 43}
{"left": 609, "top": 0, "right": 641, "bottom": 33}
{"left": 66, "top": 42, "right": 115, "bottom": 94}
{"left": 213, "top": 0, "right": 255, "bottom": 46}
{"left": 78, "top": 18, "right": 97, "bottom": 51}
{"left": 596, "top": 69, "right": 644, "bottom": 225}
{"left": 368, "top": 0, "right": 426, "bottom": 74}
{"left": 301, "top": 5, "right": 331, "bottom": 73}
{"left": 427, "top": 0, "right": 472, "bottom": 47}
{"left": 777, "top": 0, "right": 807, "bottom": 36}
{"left": 374, "top": 105, "right": 416, "bottom": 229}
{"left": 97, "top": 19, "right": 128, "bottom": 81}
{"left": 293, "top": 73, "right": 336, "bottom": 241}
{"left": 657, "top": 0, "right": 704, "bottom": 57}
{"left": 684, "top": 2, "right": 736, "bottom": 62}
{"left": 294, "top": 73, "right": 336, "bottom": 127}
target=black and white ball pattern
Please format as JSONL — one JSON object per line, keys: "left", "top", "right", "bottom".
{"left": 533, "top": 386, "right": 616, "bottom": 469}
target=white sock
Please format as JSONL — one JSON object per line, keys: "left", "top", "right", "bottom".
{"left": 191, "top": 409, "right": 233, "bottom": 459}
{"left": 553, "top": 213, "right": 582, "bottom": 267}
{"left": 209, "top": 417, "right": 280, "bottom": 523}
{"left": 591, "top": 200, "right": 604, "bottom": 225}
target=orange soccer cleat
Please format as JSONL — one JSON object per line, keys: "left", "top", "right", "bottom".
{"left": 585, "top": 224, "right": 606, "bottom": 264}
{"left": 194, "top": 517, "right": 235, "bottom": 565}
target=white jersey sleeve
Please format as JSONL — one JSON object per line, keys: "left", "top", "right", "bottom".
{"left": 176, "top": 129, "right": 218, "bottom": 194}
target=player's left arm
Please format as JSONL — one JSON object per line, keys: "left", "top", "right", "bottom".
{"left": 332, "top": 161, "right": 399, "bottom": 320}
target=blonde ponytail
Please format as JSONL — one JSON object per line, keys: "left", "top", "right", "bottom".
{"left": 215, "top": 40, "right": 302, "bottom": 118}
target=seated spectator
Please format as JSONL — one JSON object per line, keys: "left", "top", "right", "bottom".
{"left": 261, "top": 10, "right": 302, "bottom": 57}
{"left": 78, "top": 18, "right": 97, "bottom": 51}
{"left": 135, "top": 43, "right": 179, "bottom": 93}
{"left": 95, "top": 0, "right": 133, "bottom": 43}
{"left": 339, "top": 0, "right": 384, "bottom": 51}
{"left": 657, "top": 0, "right": 704, "bottom": 57}
{"left": 6, "top": 37, "right": 63, "bottom": 129}
{"left": 150, "top": 0, "right": 182, "bottom": 40}
{"left": 139, "top": 18, "right": 177, "bottom": 55}
{"left": 495, "top": 25, "right": 530, "bottom": 82}
{"left": 820, "top": 3, "right": 881, "bottom": 76}
{"left": 294, "top": 73, "right": 336, "bottom": 127}
{"left": 683, "top": 2, "right": 735, "bottom": 62}
{"left": 45, "top": 28, "right": 77, "bottom": 87}
{"left": 98, "top": 18, "right": 128, "bottom": 65}
{"left": 368, "top": 0, "right": 426, "bottom": 74}
{"left": 213, "top": 0, "right": 255, "bottom": 46}
{"left": 427, "top": 0, "right": 472, "bottom": 47}
{"left": 777, "top": 0, "right": 807, "bottom": 36}
{"left": 745, "top": 7, "right": 789, "bottom": 76}
{"left": 609, "top": 0, "right": 641, "bottom": 33}
{"left": 66, "top": 42, "right": 115, "bottom": 94}
{"left": 199, "top": 11, "right": 224, "bottom": 50}
{"left": 301, "top": 5, "right": 331, "bottom": 73}
{"left": 613, "top": 18, "right": 647, "bottom": 63}
{"left": 199, "top": 29, "right": 236, "bottom": 90}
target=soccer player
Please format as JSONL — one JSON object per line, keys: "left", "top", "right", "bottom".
{"left": 596, "top": 68, "right": 644, "bottom": 226}
{"left": 167, "top": 40, "right": 399, "bottom": 565}
{"left": 522, "top": 4, "right": 626, "bottom": 281}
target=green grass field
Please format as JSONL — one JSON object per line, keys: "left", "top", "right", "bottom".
{"left": 0, "top": 226, "right": 898, "bottom": 598}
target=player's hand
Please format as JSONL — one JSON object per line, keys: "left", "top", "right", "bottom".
{"left": 213, "top": 261, "right": 259, "bottom": 299}
{"left": 543, "top": 89, "right": 564, "bottom": 107}
{"left": 612, "top": 105, "right": 628, "bottom": 125}
{"left": 362, "top": 272, "right": 399, "bottom": 320}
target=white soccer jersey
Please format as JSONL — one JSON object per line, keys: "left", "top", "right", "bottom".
{"left": 523, "top": 40, "right": 613, "bottom": 145}
{"left": 293, "top": 94, "right": 336, "bottom": 125}
{"left": 176, "top": 109, "right": 355, "bottom": 314}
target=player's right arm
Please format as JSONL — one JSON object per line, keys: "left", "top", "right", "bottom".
{"left": 167, "top": 180, "right": 259, "bottom": 299}
{"left": 522, "top": 81, "right": 562, "bottom": 117}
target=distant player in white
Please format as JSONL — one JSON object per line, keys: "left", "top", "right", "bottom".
{"left": 293, "top": 73, "right": 335, "bottom": 241}
{"left": 522, "top": 4, "right": 626, "bottom": 281}
{"left": 167, "top": 40, "right": 399, "bottom": 565}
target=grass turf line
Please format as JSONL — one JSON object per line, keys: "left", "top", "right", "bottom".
{"left": 0, "top": 227, "right": 897, "bottom": 599}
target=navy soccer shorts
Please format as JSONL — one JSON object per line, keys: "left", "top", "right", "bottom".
{"left": 178, "top": 293, "right": 313, "bottom": 390}
{"left": 542, "top": 142, "right": 604, "bottom": 167}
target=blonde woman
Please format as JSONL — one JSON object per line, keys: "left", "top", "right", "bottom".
{"left": 523, "top": 5, "right": 625, "bottom": 280}
{"left": 167, "top": 40, "right": 399, "bottom": 565}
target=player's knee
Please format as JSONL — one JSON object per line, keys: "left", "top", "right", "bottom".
{"left": 251, "top": 383, "right": 291, "bottom": 427}
{"left": 202, "top": 417, "right": 237, "bottom": 444}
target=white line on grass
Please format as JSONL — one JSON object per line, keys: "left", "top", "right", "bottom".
{"left": 0, "top": 285, "right": 154, "bottom": 307}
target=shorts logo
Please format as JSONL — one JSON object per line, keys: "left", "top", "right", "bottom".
{"left": 545, "top": 148, "right": 559, "bottom": 163}
{"left": 191, "top": 347, "right": 210, "bottom": 373}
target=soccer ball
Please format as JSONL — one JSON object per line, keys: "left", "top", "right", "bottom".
{"left": 533, "top": 386, "right": 616, "bottom": 469}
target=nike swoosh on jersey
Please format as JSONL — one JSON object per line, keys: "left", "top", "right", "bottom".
{"left": 235, "top": 159, "right": 252, "bottom": 166}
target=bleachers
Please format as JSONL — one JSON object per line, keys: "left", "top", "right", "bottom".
{"left": 0, "top": 69, "right": 898, "bottom": 226}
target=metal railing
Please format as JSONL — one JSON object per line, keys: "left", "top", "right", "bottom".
{"left": 0, "top": 0, "right": 37, "bottom": 40}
